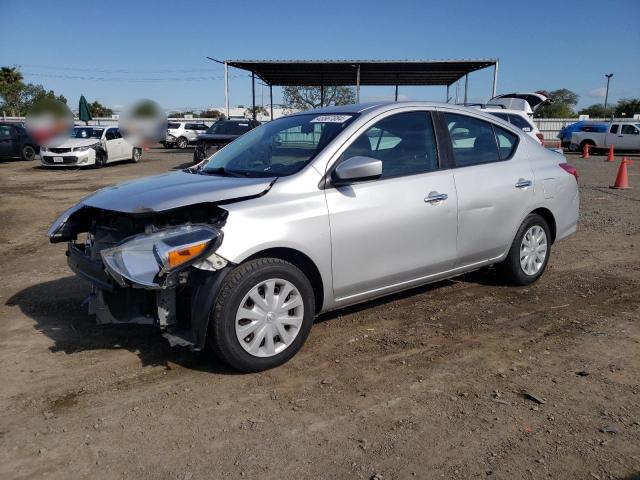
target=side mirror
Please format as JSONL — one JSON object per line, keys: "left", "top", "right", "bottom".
{"left": 332, "top": 156, "right": 382, "bottom": 185}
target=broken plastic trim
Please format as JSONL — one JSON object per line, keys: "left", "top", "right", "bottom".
{"left": 100, "top": 225, "right": 223, "bottom": 289}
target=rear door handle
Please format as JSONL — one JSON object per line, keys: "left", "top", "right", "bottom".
{"left": 515, "top": 179, "right": 533, "bottom": 189}
{"left": 424, "top": 192, "right": 448, "bottom": 204}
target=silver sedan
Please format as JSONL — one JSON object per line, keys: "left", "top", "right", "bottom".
{"left": 49, "top": 102, "right": 580, "bottom": 372}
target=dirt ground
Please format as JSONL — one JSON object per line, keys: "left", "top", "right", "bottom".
{"left": 0, "top": 148, "right": 638, "bottom": 480}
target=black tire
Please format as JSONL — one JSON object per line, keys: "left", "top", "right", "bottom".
{"left": 93, "top": 151, "right": 106, "bottom": 169}
{"left": 22, "top": 145, "right": 36, "bottom": 161}
{"left": 176, "top": 137, "right": 188, "bottom": 149}
{"left": 131, "top": 148, "right": 142, "bottom": 163}
{"left": 207, "top": 257, "right": 315, "bottom": 372}
{"left": 498, "top": 214, "right": 551, "bottom": 286}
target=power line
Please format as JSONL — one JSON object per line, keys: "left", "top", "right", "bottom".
{"left": 22, "top": 72, "right": 250, "bottom": 82}
{"left": 16, "top": 63, "right": 224, "bottom": 74}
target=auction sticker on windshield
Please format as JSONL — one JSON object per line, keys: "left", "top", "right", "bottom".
{"left": 310, "top": 115, "right": 353, "bottom": 123}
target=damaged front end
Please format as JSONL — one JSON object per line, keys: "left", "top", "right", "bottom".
{"left": 48, "top": 203, "right": 232, "bottom": 350}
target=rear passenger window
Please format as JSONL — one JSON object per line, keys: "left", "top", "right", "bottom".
{"left": 508, "top": 114, "right": 533, "bottom": 132}
{"left": 444, "top": 113, "right": 500, "bottom": 166}
{"left": 610, "top": 124, "right": 619, "bottom": 134}
{"left": 494, "top": 126, "right": 518, "bottom": 159}
{"left": 341, "top": 111, "right": 439, "bottom": 178}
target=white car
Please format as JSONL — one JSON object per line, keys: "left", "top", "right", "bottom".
{"left": 40, "top": 126, "right": 142, "bottom": 168}
{"left": 164, "top": 122, "right": 209, "bottom": 149}
{"left": 483, "top": 108, "right": 545, "bottom": 145}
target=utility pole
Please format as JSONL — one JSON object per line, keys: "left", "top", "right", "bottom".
{"left": 604, "top": 73, "right": 614, "bottom": 114}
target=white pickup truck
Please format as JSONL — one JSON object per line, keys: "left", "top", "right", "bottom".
{"left": 570, "top": 122, "right": 640, "bottom": 152}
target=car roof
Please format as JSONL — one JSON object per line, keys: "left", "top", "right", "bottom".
{"left": 481, "top": 108, "right": 531, "bottom": 117}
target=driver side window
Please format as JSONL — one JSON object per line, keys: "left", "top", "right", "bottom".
{"left": 341, "top": 111, "right": 438, "bottom": 178}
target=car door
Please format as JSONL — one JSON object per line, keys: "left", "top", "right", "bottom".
{"left": 440, "top": 110, "right": 534, "bottom": 266}
{"left": 103, "top": 128, "right": 121, "bottom": 161}
{"left": 325, "top": 110, "right": 458, "bottom": 302}
{"left": 112, "top": 128, "right": 130, "bottom": 159}
{"left": 0, "top": 125, "right": 15, "bottom": 157}
{"left": 617, "top": 124, "right": 640, "bottom": 150}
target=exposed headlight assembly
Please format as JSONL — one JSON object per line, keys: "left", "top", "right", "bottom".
{"left": 100, "top": 225, "right": 223, "bottom": 288}
{"left": 74, "top": 143, "right": 99, "bottom": 152}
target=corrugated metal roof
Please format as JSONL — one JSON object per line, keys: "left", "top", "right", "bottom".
{"left": 225, "top": 59, "right": 497, "bottom": 86}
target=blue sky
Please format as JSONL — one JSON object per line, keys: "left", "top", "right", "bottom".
{"left": 1, "top": 0, "right": 638, "bottom": 112}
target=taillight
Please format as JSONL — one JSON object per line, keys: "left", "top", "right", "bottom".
{"left": 559, "top": 162, "right": 578, "bottom": 182}
{"left": 536, "top": 133, "right": 545, "bottom": 144}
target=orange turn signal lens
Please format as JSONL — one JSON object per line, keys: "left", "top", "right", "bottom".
{"left": 167, "top": 242, "right": 208, "bottom": 269}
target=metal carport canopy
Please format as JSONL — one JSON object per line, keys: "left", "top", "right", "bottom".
{"left": 225, "top": 59, "right": 497, "bottom": 87}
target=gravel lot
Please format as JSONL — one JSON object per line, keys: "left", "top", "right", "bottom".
{"left": 0, "top": 148, "right": 639, "bottom": 480}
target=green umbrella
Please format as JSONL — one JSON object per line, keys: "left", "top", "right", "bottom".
{"left": 78, "top": 95, "right": 92, "bottom": 124}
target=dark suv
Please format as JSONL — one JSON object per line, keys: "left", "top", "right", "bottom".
{"left": 0, "top": 123, "right": 39, "bottom": 161}
{"left": 193, "top": 118, "right": 260, "bottom": 163}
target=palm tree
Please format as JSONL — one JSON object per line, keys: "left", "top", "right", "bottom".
{"left": 0, "top": 67, "right": 25, "bottom": 116}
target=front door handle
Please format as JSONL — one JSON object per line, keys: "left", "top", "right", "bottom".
{"left": 515, "top": 179, "right": 533, "bottom": 189}
{"left": 424, "top": 192, "right": 448, "bottom": 204}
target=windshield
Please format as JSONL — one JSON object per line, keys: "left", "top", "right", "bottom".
{"left": 206, "top": 121, "right": 252, "bottom": 135}
{"left": 70, "top": 127, "right": 103, "bottom": 139}
{"left": 201, "top": 113, "right": 357, "bottom": 177}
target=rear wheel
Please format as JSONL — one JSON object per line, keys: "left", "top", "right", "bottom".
{"left": 176, "top": 137, "right": 188, "bottom": 149}
{"left": 207, "top": 258, "right": 315, "bottom": 372}
{"left": 580, "top": 140, "right": 596, "bottom": 155}
{"left": 498, "top": 214, "right": 551, "bottom": 285}
{"left": 22, "top": 145, "right": 36, "bottom": 161}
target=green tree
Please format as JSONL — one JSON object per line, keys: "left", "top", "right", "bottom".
{"left": 282, "top": 86, "right": 356, "bottom": 111}
{"left": 198, "top": 109, "right": 225, "bottom": 120}
{"left": 578, "top": 103, "right": 611, "bottom": 118}
{"left": 1, "top": 66, "right": 67, "bottom": 116}
{"left": 169, "top": 111, "right": 196, "bottom": 118}
{"left": 0, "top": 66, "right": 25, "bottom": 116}
{"left": 244, "top": 106, "right": 268, "bottom": 118}
{"left": 534, "top": 89, "right": 579, "bottom": 118}
{"left": 614, "top": 98, "right": 640, "bottom": 117}
{"left": 89, "top": 100, "right": 113, "bottom": 117}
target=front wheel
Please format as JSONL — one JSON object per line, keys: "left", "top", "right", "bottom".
{"left": 131, "top": 148, "right": 142, "bottom": 163}
{"left": 208, "top": 258, "right": 315, "bottom": 372}
{"left": 22, "top": 145, "right": 36, "bottom": 161}
{"left": 93, "top": 151, "right": 106, "bottom": 169}
{"left": 498, "top": 214, "right": 551, "bottom": 286}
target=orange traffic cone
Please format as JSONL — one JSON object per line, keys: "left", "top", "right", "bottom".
{"left": 606, "top": 145, "right": 614, "bottom": 162}
{"left": 610, "top": 157, "right": 631, "bottom": 189}
{"left": 582, "top": 143, "right": 590, "bottom": 159}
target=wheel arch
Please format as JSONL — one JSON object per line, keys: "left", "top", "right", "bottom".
{"left": 244, "top": 247, "right": 324, "bottom": 314}
{"left": 529, "top": 207, "right": 557, "bottom": 244}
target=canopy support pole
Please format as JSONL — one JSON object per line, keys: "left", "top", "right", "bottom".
{"left": 395, "top": 84, "right": 398, "bottom": 101}
{"left": 224, "top": 62, "right": 229, "bottom": 118}
{"left": 269, "top": 84, "right": 273, "bottom": 121}
{"left": 492, "top": 61, "right": 499, "bottom": 98}
{"left": 356, "top": 65, "right": 361, "bottom": 103}
{"left": 251, "top": 72, "right": 256, "bottom": 121}
{"left": 446, "top": 85, "right": 450, "bottom": 103}
{"left": 463, "top": 74, "right": 469, "bottom": 104}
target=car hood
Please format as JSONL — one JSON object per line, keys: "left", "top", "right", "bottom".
{"left": 52, "top": 138, "right": 102, "bottom": 148}
{"left": 81, "top": 170, "right": 276, "bottom": 214}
